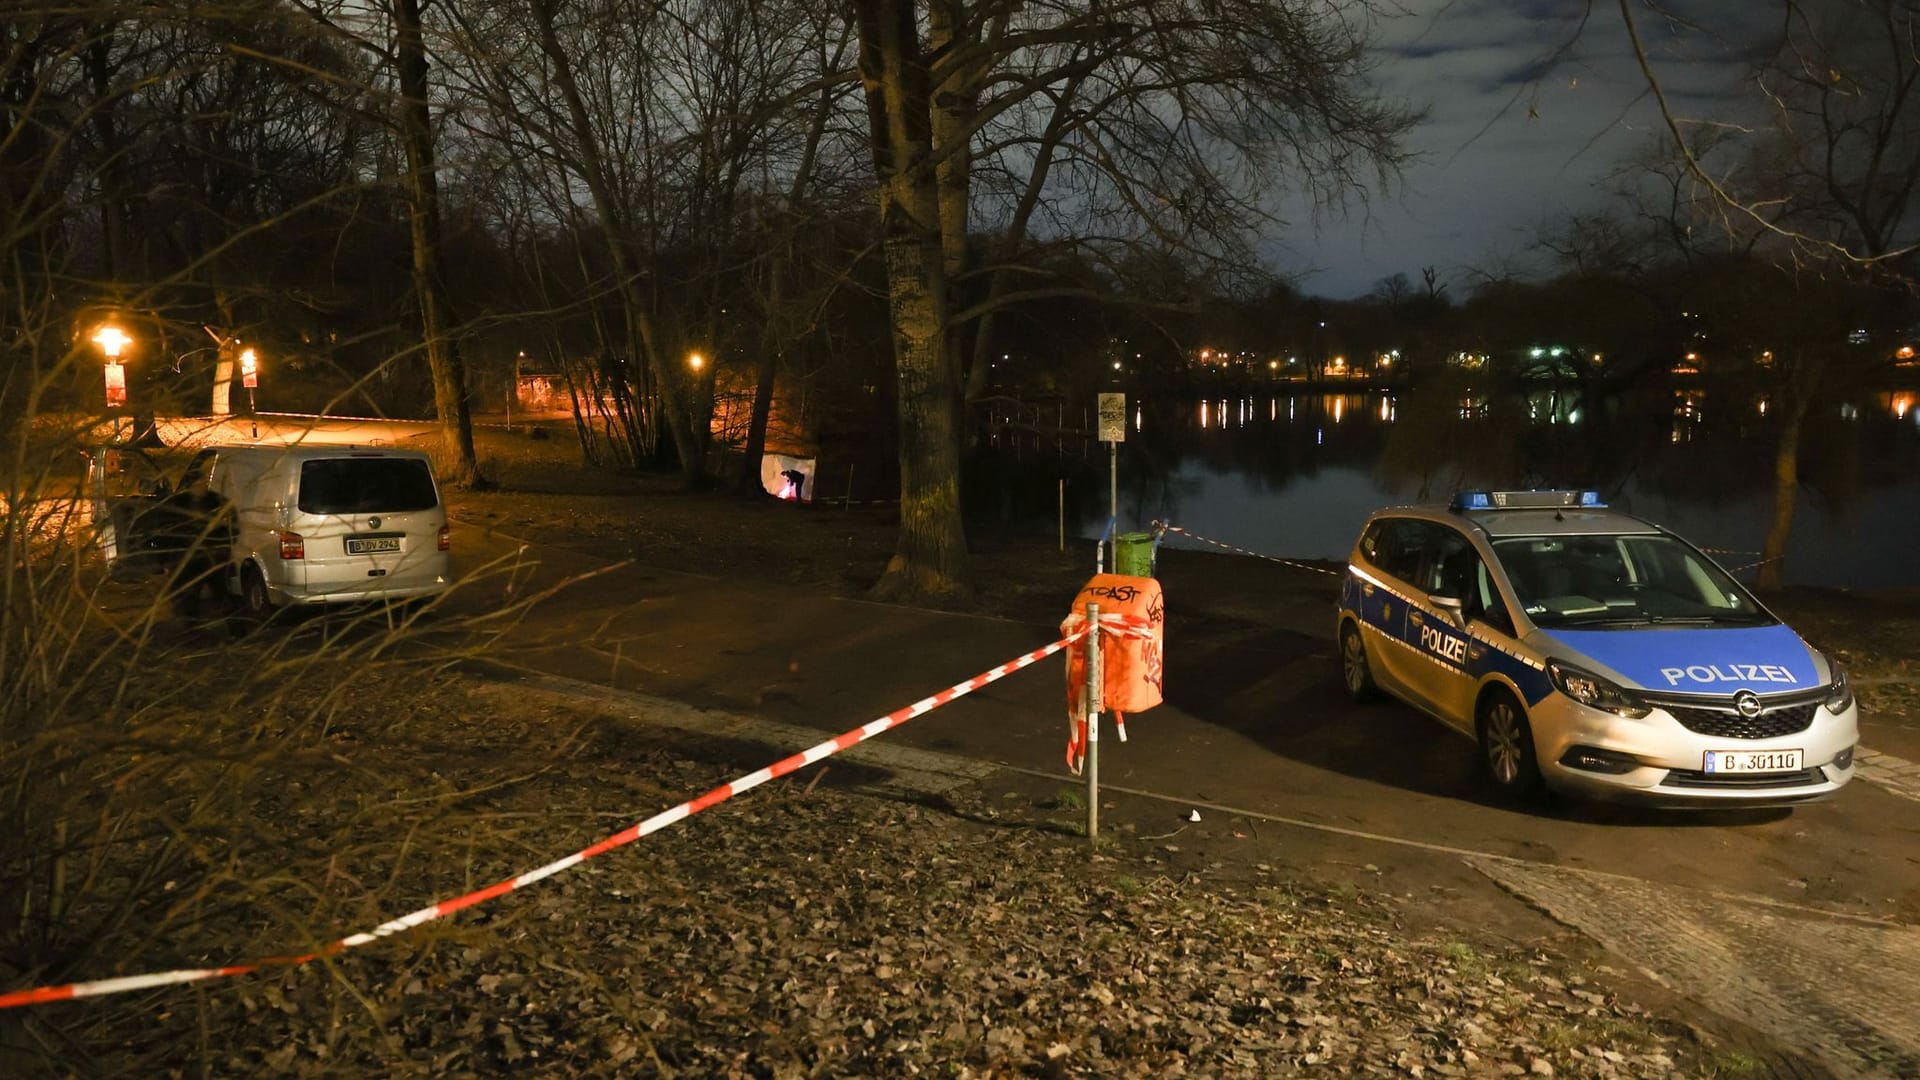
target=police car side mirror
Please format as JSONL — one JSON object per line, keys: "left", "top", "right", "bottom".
{"left": 1429, "top": 594, "right": 1466, "bottom": 629}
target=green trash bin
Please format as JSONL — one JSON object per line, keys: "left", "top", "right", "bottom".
{"left": 1114, "top": 531, "right": 1156, "bottom": 578}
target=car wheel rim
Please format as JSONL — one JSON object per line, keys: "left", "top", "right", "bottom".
{"left": 1486, "top": 702, "right": 1523, "bottom": 784}
{"left": 1342, "top": 631, "right": 1367, "bottom": 693}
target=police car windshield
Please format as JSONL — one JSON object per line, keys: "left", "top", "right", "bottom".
{"left": 1490, "top": 534, "right": 1773, "bottom": 629}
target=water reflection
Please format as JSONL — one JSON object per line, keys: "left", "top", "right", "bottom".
{"left": 1672, "top": 391, "right": 1704, "bottom": 444}
{"left": 1094, "top": 383, "right": 1920, "bottom": 587}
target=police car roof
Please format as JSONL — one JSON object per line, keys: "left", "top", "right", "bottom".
{"left": 1456, "top": 506, "right": 1659, "bottom": 538}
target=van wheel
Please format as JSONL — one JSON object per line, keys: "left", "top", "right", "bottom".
{"left": 242, "top": 566, "right": 273, "bottom": 617}
{"left": 1340, "top": 621, "right": 1381, "bottom": 703}
{"left": 1477, "top": 688, "right": 1543, "bottom": 799}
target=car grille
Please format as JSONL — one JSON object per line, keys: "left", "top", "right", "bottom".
{"left": 1661, "top": 766, "right": 1827, "bottom": 790}
{"left": 1663, "top": 702, "right": 1818, "bottom": 740}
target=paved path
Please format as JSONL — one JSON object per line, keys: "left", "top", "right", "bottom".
{"left": 1473, "top": 857, "right": 1920, "bottom": 1078}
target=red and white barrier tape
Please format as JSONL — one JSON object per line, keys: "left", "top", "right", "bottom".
{"left": 0, "top": 632, "right": 1086, "bottom": 1011}
{"left": 1151, "top": 522, "right": 1341, "bottom": 577}
{"left": 1060, "top": 610, "right": 1160, "bottom": 774}
{"left": 1059, "top": 609, "right": 1157, "bottom": 640}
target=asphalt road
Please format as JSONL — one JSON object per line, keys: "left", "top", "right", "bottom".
{"left": 430, "top": 520, "right": 1920, "bottom": 1074}
{"left": 440, "top": 518, "right": 1920, "bottom": 928}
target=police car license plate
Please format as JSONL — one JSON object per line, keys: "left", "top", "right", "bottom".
{"left": 347, "top": 536, "right": 402, "bottom": 554}
{"left": 1703, "top": 749, "right": 1803, "bottom": 774}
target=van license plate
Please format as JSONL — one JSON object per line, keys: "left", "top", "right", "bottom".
{"left": 347, "top": 536, "right": 402, "bottom": 554}
{"left": 1703, "top": 749, "right": 1803, "bottom": 773}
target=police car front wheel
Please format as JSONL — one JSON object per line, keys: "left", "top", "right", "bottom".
{"left": 1477, "top": 689, "right": 1543, "bottom": 798}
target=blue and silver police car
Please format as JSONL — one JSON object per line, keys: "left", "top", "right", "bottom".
{"left": 1336, "top": 490, "right": 1857, "bottom": 805}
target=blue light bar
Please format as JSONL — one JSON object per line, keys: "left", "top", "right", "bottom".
{"left": 1451, "top": 489, "right": 1607, "bottom": 512}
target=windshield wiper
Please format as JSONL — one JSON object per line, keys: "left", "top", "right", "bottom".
{"left": 1554, "top": 614, "right": 1713, "bottom": 628}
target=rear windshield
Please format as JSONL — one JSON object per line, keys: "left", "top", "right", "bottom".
{"left": 297, "top": 458, "right": 438, "bottom": 514}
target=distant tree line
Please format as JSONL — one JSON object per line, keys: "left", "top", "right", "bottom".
{"left": 2, "top": 0, "right": 1415, "bottom": 598}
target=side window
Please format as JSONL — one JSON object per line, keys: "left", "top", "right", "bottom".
{"left": 1426, "top": 527, "right": 1475, "bottom": 599}
{"left": 1373, "top": 519, "right": 1428, "bottom": 585}
{"left": 1473, "top": 561, "right": 1516, "bottom": 635}
{"left": 1357, "top": 520, "right": 1387, "bottom": 563}
{"left": 180, "top": 449, "right": 217, "bottom": 489}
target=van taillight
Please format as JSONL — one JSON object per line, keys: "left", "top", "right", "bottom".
{"left": 437, "top": 524, "right": 450, "bottom": 551}
{"left": 279, "top": 531, "right": 305, "bottom": 560}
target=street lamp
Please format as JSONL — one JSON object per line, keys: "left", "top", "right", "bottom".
{"left": 92, "top": 323, "right": 132, "bottom": 421}
{"left": 687, "top": 351, "right": 705, "bottom": 371}
{"left": 239, "top": 347, "right": 260, "bottom": 436}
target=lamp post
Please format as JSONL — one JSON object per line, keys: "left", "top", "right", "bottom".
{"left": 239, "top": 347, "right": 260, "bottom": 437}
{"left": 92, "top": 323, "right": 132, "bottom": 441}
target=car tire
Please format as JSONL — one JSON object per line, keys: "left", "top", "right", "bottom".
{"left": 1340, "top": 621, "right": 1381, "bottom": 703}
{"left": 1476, "top": 687, "right": 1544, "bottom": 799}
{"left": 230, "top": 564, "right": 275, "bottom": 636}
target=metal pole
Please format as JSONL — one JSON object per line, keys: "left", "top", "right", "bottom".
{"left": 1107, "top": 440, "right": 1118, "bottom": 569}
{"left": 845, "top": 463, "right": 855, "bottom": 510}
{"left": 1058, "top": 478, "right": 1066, "bottom": 552}
{"left": 1085, "top": 601, "right": 1102, "bottom": 840}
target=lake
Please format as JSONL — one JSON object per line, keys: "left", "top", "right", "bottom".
{"left": 1010, "top": 383, "right": 1920, "bottom": 589}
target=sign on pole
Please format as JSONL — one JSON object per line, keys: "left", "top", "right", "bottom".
{"left": 1097, "top": 392, "right": 1126, "bottom": 442}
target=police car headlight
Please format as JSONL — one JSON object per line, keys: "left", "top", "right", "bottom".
{"left": 1547, "top": 660, "right": 1651, "bottom": 718}
{"left": 1822, "top": 664, "right": 1854, "bottom": 715}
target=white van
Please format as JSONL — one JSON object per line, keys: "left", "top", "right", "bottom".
{"left": 178, "top": 444, "right": 451, "bottom": 616}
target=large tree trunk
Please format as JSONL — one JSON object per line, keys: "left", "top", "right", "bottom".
{"left": 928, "top": 1, "right": 977, "bottom": 379}
{"left": 394, "top": 0, "right": 483, "bottom": 487}
{"left": 855, "top": 0, "right": 971, "bottom": 601}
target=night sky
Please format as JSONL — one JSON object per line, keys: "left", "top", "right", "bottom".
{"left": 1282, "top": 0, "right": 1771, "bottom": 300}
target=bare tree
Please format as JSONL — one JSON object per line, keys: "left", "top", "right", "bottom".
{"left": 1622, "top": 0, "right": 1920, "bottom": 586}
{"left": 391, "top": 0, "right": 485, "bottom": 486}
{"left": 849, "top": 0, "right": 1414, "bottom": 600}
{"left": 852, "top": 0, "right": 969, "bottom": 600}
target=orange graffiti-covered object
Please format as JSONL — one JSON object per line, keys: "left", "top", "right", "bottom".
{"left": 1062, "top": 574, "right": 1164, "bottom": 771}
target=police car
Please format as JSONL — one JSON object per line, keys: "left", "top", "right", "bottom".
{"left": 1336, "top": 490, "right": 1857, "bottom": 805}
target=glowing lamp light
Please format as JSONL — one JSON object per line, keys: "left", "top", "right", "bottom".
{"left": 92, "top": 324, "right": 131, "bottom": 359}
{"left": 240, "top": 347, "right": 259, "bottom": 388}
{"left": 688, "top": 352, "right": 705, "bottom": 371}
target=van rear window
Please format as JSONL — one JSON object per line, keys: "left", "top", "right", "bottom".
{"left": 298, "top": 458, "right": 438, "bottom": 514}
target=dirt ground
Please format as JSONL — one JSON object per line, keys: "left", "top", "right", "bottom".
{"left": 12, "top": 424, "right": 1906, "bottom": 1076}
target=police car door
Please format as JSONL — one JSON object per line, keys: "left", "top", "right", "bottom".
{"left": 1356, "top": 518, "right": 1431, "bottom": 703}
{"left": 1404, "top": 524, "right": 1480, "bottom": 727}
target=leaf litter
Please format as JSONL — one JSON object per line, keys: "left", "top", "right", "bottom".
{"left": 48, "top": 665, "right": 1733, "bottom": 1077}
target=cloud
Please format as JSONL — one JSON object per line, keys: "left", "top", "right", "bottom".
{"left": 1273, "top": 0, "right": 1778, "bottom": 296}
